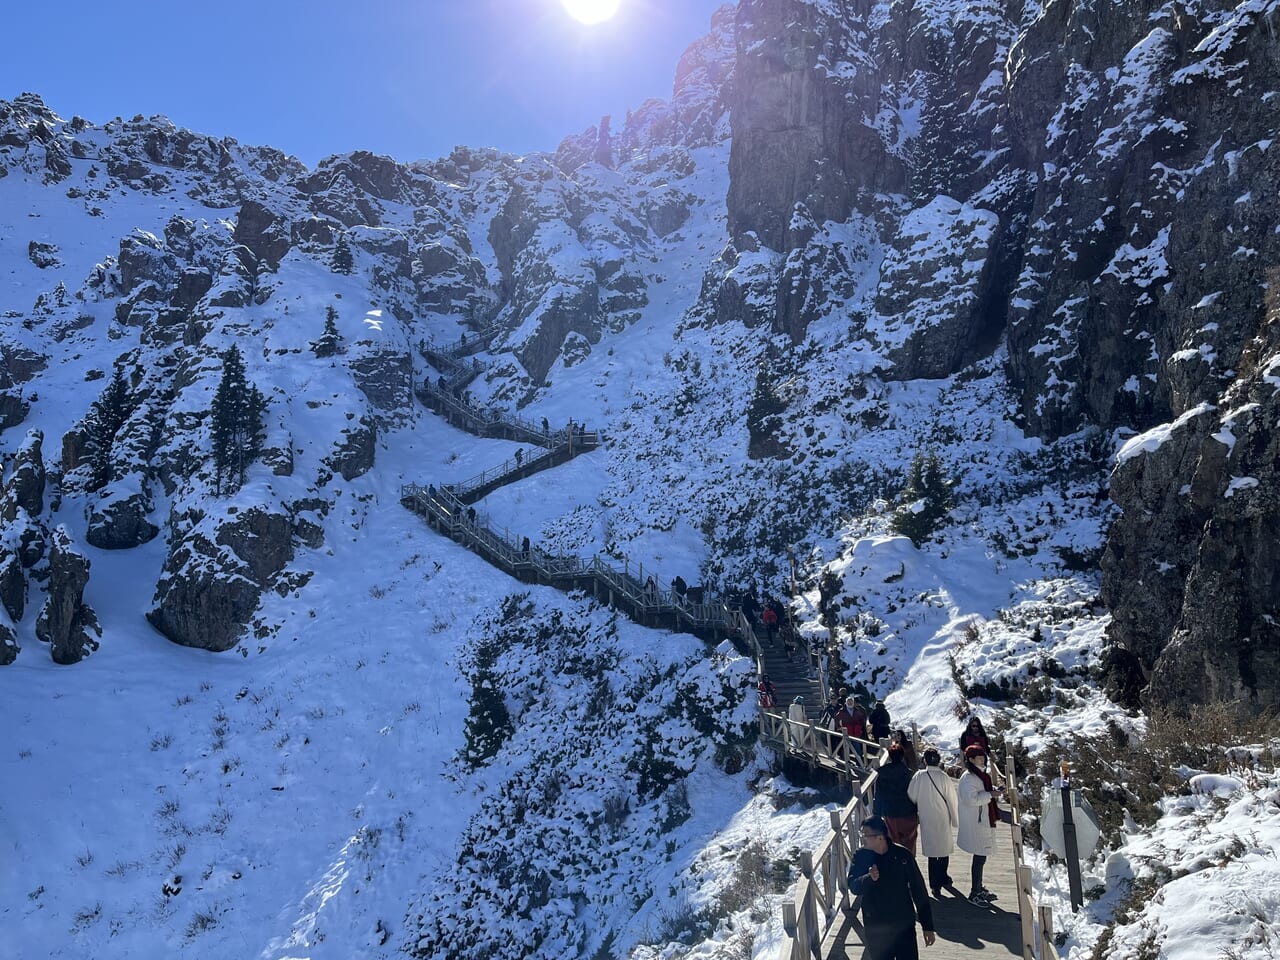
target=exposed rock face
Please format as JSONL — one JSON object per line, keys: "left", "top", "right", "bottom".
{"left": 728, "top": 0, "right": 904, "bottom": 252}
{"left": 1, "top": 343, "right": 44, "bottom": 431}
{"left": 1104, "top": 324, "right": 1280, "bottom": 710}
{"left": 86, "top": 483, "right": 160, "bottom": 549}
{"left": 148, "top": 506, "right": 296, "bottom": 652}
{"left": 0, "top": 549, "right": 24, "bottom": 623}
{"left": 874, "top": 198, "right": 1003, "bottom": 380}
{"left": 325, "top": 416, "right": 378, "bottom": 482}
{"left": 5, "top": 430, "right": 46, "bottom": 519}
{"left": 233, "top": 198, "right": 292, "bottom": 271}
{"left": 35, "top": 526, "right": 100, "bottom": 665}
{"left": 0, "top": 621, "right": 16, "bottom": 665}
{"left": 709, "top": 0, "right": 1280, "bottom": 707}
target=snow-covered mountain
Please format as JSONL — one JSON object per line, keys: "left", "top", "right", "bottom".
{"left": 2, "top": 0, "right": 1278, "bottom": 958}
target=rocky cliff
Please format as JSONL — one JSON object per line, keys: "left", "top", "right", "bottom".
{"left": 1, "top": 0, "right": 1277, "bottom": 709}
{"left": 709, "top": 0, "right": 1279, "bottom": 710}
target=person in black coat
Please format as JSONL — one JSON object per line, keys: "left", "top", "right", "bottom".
{"left": 848, "top": 816, "right": 936, "bottom": 960}
{"left": 873, "top": 743, "right": 920, "bottom": 854}
{"left": 870, "top": 699, "right": 892, "bottom": 740}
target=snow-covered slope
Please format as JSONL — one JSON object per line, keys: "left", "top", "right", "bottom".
{"left": 2, "top": 0, "right": 1278, "bottom": 957}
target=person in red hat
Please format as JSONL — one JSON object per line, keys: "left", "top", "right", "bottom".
{"left": 956, "top": 745, "right": 1000, "bottom": 904}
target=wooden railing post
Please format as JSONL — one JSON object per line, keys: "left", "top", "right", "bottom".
{"left": 781, "top": 901, "right": 800, "bottom": 960}
{"left": 830, "top": 809, "right": 850, "bottom": 911}
{"left": 1017, "top": 864, "right": 1036, "bottom": 960}
{"left": 1039, "top": 904, "right": 1055, "bottom": 960}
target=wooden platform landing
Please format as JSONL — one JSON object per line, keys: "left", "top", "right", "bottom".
{"left": 823, "top": 818, "right": 1022, "bottom": 960}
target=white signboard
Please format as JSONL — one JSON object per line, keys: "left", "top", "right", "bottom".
{"left": 1040, "top": 786, "right": 1101, "bottom": 860}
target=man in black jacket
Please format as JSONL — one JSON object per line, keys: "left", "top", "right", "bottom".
{"left": 848, "top": 816, "right": 936, "bottom": 960}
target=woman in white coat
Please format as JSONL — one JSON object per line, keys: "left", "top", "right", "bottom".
{"left": 956, "top": 744, "right": 1001, "bottom": 904}
{"left": 908, "top": 747, "right": 959, "bottom": 896}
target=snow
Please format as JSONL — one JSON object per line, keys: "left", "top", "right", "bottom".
{"left": 1114, "top": 401, "right": 1215, "bottom": 465}
{"left": 3, "top": 2, "right": 1278, "bottom": 952}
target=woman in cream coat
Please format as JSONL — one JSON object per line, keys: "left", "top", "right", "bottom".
{"left": 908, "top": 747, "right": 959, "bottom": 895}
{"left": 956, "top": 745, "right": 1000, "bottom": 903}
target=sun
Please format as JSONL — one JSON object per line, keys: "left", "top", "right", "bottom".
{"left": 560, "top": 0, "right": 621, "bottom": 24}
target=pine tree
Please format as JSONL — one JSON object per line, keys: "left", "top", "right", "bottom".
{"left": 82, "top": 367, "right": 134, "bottom": 491}
{"left": 210, "top": 345, "right": 267, "bottom": 494}
{"left": 331, "top": 233, "right": 353, "bottom": 274}
{"left": 462, "top": 634, "right": 512, "bottom": 769}
{"left": 890, "top": 450, "right": 955, "bottom": 545}
{"left": 311, "top": 304, "right": 344, "bottom": 358}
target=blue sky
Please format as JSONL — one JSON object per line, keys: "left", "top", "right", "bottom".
{"left": 2, "top": 0, "right": 729, "bottom": 167}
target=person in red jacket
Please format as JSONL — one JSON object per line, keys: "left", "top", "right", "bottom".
{"left": 761, "top": 606, "right": 779, "bottom": 643}
{"left": 959, "top": 715, "right": 990, "bottom": 755}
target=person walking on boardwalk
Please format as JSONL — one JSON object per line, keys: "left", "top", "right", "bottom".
{"left": 781, "top": 621, "right": 798, "bottom": 660}
{"left": 892, "top": 728, "right": 920, "bottom": 771}
{"left": 514, "top": 447, "right": 523, "bottom": 467}
{"left": 757, "top": 675, "right": 776, "bottom": 709}
{"left": 788, "top": 695, "right": 807, "bottom": 725}
{"left": 959, "top": 716, "right": 1004, "bottom": 787}
{"left": 873, "top": 743, "right": 920, "bottom": 854}
{"left": 848, "top": 816, "right": 936, "bottom": 960}
{"left": 960, "top": 715, "right": 991, "bottom": 756}
{"left": 761, "top": 605, "right": 779, "bottom": 643}
{"left": 908, "top": 747, "right": 959, "bottom": 897}
{"left": 821, "top": 687, "right": 845, "bottom": 726}
{"left": 870, "top": 698, "right": 892, "bottom": 741}
{"left": 957, "top": 745, "right": 1001, "bottom": 904}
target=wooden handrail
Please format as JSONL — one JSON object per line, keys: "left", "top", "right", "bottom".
{"left": 1006, "top": 751, "right": 1061, "bottom": 960}
{"left": 399, "top": 482, "right": 732, "bottom": 634}
{"left": 778, "top": 769, "right": 879, "bottom": 959}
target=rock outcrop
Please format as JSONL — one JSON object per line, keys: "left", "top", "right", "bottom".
{"left": 35, "top": 526, "right": 100, "bottom": 664}
{"left": 147, "top": 506, "right": 296, "bottom": 652}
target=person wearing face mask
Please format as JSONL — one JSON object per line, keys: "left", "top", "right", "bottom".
{"left": 956, "top": 745, "right": 1000, "bottom": 904}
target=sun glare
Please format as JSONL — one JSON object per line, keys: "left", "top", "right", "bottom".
{"left": 560, "top": 0, "right": 621, "bottom": 25}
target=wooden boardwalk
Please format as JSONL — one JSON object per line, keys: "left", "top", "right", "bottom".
{"left": 823, "top": 814, "right": 1022, "bottom": 960}
{"left": 408, "top": 328, "right": 1053, "bottom": 960}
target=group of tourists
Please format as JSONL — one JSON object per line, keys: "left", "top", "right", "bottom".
{"left": 848, "top": 715, "right": 1006, "bottom": 959}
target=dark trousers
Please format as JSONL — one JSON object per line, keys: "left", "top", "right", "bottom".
{"left": 971, "top": 854, "right": 987, "bottom": 892}
{"left": 926, "top": 856, "right": 951, "bottom": 891}
{"left": 864, "top": 922, "right": 919, "bottom": 960}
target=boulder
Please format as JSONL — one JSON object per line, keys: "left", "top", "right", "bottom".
{"left": 35, "top": 526, "right": 100, "bottom": 665}
{"left": 148, "top": 505, "right": 297, "bottom": 651}
{"left": 4, "top": 429, "right": 46, "bottom": 520}
{"left": 0, "top": 548, "right": 24, "bottom": 622}
{"left": 86, "top": 484, "right": 160, "bottom": 550}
